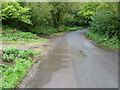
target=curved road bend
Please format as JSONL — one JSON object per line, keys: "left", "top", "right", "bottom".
{"left": 25, "top": 30, "right": 118, "bottom": 88}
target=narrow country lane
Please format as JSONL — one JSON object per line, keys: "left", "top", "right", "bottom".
{"left": 25, "top": 30, "right": 118, "bottom": 88}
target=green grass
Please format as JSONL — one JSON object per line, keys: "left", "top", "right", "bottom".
{"left": 50, "top": 32, "right": 66, "bottom": 37}
{"left": 66, "top": 26, "right": 86, "bottom": 31}
{"left": 15, "top": 38, "right": 48, "bottom": 45}
{"left": 0, "top": 47, "right": 39, "bottom": 88}
{"left": 86, "top": 31, "right": 119, "bottom": 49}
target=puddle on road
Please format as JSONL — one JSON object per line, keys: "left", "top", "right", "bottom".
{"left": 25, "top": 38, "right": 75, "bottom": 88}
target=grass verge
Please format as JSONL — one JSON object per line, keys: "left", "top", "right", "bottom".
{"left": 66, "top": 26, "right": 86, "bottom": 31}
{"left": 86, "top": 31, "right": 119, "bottom": 50}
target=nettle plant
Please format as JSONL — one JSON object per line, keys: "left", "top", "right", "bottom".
{"left": 18, "top": 49, "right": 33, "bottom": 59}
{"left": 2, "top": 47, "right": 34, "bottom": 62}
{"left": 2, "top": 47, "right": 19, "bottom": 62}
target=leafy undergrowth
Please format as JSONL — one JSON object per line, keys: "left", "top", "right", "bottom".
{"left": 86, "top": 31, "right": 119, "bottom": 50}
{"left": 0, "top": 47, "right": 39, "bottom": 88}
{"left": 1, "top": 26, "right": 85, "bottom": 41}
{"left": 1, "top": 26, "right": 48, "bottom": 42}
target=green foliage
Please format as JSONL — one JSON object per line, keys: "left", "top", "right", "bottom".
{"left": 25, "top": 2, "right": 61, "bottom": 34}
{"left": 67, "top": 26, "right": 85, "bottom": 31}
{"left": 62, "top": 13, "right": 75, "bottom": 27}
{"left": 75, "top": 2, "right": 101, "bottom": 26}
{"left": 2, "top": 2, "right": 91, "bottom": 34}
{"left": 87, "top": 2, "right": 119, "bottom": 49}
{"left": 2, "top": 2, "right": 32, "bottom": 24}
{"left": 88, "top": 3, "right": 119, "bottom": 38}
{"left": 57, "top": 25, "right": 67, "bottom": 32}
{"left": 27, "top": 2, "right": 78, "bottom": 33}
{"left": 30, "top": 25, "right": 57, "bottom": 35}
{"left": 1, "top": 58, "right": 34, "bottom": 88}
{"left": 18, "top": 49, "right": 33, "bottom": 59}
{"left": 2, "top": 26, "right": 39, "bottom": 41}
{"left": 19, "top": 32, "right": 38, "bottom": 39}
{"left": 86, "top": 31, "right": 119, "bottom": 49}
{"left": 0, "top": 64, "right": 7, "bottom": 73}
{"left": 2, "top": 54, "right": 15, "bottom": 62}
{"left": 2, "top": 31, "right": 38, "bottom": 41}
{"left": 4, "top": 47, "right": 19, "bottom": 56}
{"left": 49, "top": 2, "right": 70, "bottom": 28}
{"left": 27, "top": 2, "right": 52, "bottom": 26}
{"left": 2, "top": 47, "right": 34, "bottom": 62}
{"left": 2, "top": 47, "right": 19, "bottom": 62}
{"left": 1, "top": 47, "right": 36, "bottom": 88}
{"left": 1, "top": 2, "right": 119, "bottom": 50}
{"left": 78, "top": 3, "right": 101, "bottom": 19}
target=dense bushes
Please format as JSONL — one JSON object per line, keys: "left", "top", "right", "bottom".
{"left": 2, "top": 2, "right": 31, "bottom": 24}
{"left": 27, "top": 2, "right": 73, "bottom": 34}
{"left": 68, "top": 3, "right": 101, "bottom": 27}
{"left": 87, "top": 3, "right": 119, "bottom": 49}
{"left": 1, "top": 2, "right": 89, "bottom": 34}
{"left": 2, "top": 2, "right": 32, "bottom": 30}
{"left": 30, "top": 25, "right": 57, "bottom": 35}
{"left": 89, "top": 5, "right": 119, "bottom": 37}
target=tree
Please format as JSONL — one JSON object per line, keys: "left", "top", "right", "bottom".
{"left": 49, "top": 2, "right": 74, "bottom": 29}
{"left": 2, "top": 2, "right": 32, "bottom": 24}
{"left": 27, "top": 2, "right": 52, "bottom": 26}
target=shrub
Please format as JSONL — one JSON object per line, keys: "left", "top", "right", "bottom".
{"left": 57, "top": 25, "right": 67, "bottom": 32}
{"left": 63, "top": 13, "right": 75, "bottom": 27}
{"left": 30, "top": 25, "right": 57, "bottom": 35}
{"left": 88, "top": 4, "right": 119, "bottom": 38}
{"left": 87, "top": 3, "right": 119, "bottom": 49}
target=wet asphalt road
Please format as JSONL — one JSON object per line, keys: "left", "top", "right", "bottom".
{"left": 25, "top": 30, "right": 118, "bottom": 88}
